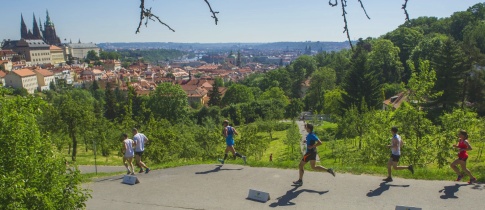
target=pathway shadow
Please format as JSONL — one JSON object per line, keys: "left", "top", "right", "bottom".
{"left": 269, "top": 185, "right": 328, "bottom": 207}
{"left": 366, "top": 182, "right": 410, "bottom": 197}
{"left": 195, "top": 165, "right": 243, "bottom": 174}
{"left": 439, "top": 183, "right": 468, "bottom": 199}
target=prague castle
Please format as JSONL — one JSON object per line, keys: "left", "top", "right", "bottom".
{"left": 20, "top": 10, "right": 61, "bottom": 45}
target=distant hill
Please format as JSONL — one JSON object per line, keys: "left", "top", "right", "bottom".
{"left": 97, "top": 41, "right": 351, "bottom": 52}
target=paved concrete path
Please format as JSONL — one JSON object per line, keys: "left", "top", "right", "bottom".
{"left": 84, "top": 164, "right": 484, "bottom": 210}
{"left": 78, "top": 165, "right": 127, "bottom": 174}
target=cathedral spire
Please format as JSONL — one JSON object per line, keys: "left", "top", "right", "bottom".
{"left": 32, "top": 13, "right": 42, "bottom": 39}
{"left": 21, "top": 13, "right": 28, "bottom": 39}
{"left": 45, "top": 9, "right": 53, "bottom": 26}
{"left": 39, "top": 17, "right": 43, "bottom": 31}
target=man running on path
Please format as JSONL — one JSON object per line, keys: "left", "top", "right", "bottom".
{"left": 218, "top": 120, "right": 247, "bottom": 165}
{"left": 133, "top": 128, "right": 150, "bottom": 174}
{"left": 121, "top": 133, "right": 135, "bottom": 175}
{"left": 293, "top": 123, "right": 335, "bottom": 186}
{"left": 384, "top": 126, "right": 414, "bottom": 182}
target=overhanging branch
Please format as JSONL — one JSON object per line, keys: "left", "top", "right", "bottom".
{"left": 402, "top": 0, "right": 410, "bottom": 21}
{"left": 136, "top": 0, "right": 175, "bottom": 33}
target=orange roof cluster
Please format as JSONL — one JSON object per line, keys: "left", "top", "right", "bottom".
{"left": 12, "top": 68, "right": 36, "bottom": 77}
{"left": 34, "top": 69, "right": 54, "bottom": 77}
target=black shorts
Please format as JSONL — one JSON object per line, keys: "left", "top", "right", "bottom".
{"left": 390, "top": 154, "right": 400, "bottom": 162}
{"left": 302, "top": 152, "right": 317, "bottom": 162}
{"left": 459, "top": 157, "right": 468, "bottom": 162}
{"left": 135, "top": 151, "right": 144, "bottom": 157}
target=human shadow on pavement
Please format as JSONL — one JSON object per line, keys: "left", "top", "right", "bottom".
{"left": 439, "top": 183, "right": 468, "bottom": 199}
{"left": 269, "top": 185, "right": 329, "bottom": 207}
{"left": 366, "top": 181, "right": 410, "bottom": 197}
{"left": 195, "top": 165, "right": 243, "bottom": 174}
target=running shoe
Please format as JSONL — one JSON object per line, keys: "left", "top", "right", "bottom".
{"left": 242, "top": 156, "right": 247, "bottom": 165}
{"left": 328, "top": 168, "right": 336, "bottom": 177}
{"left": 130, "top": 172, "right": 135, "bottom": 175}
{"left": 293, "top": 180, "right": 303, "bottom": 186}
{"left": 456, "top": 174, "right": 464, "bottom": 181}
{"left": 139, "top": 168, "right": 144, "bottom": 173}
{"left": 145, "top": 168, "right": 150, "bottom": 174}
{"left": 218, "top": 159, "right": 225, "bottom": 164}
{"left": 408, "top": 165, "right": 414, "bottom": 174}
{"left": 126, "top": 171, "right": 131, "bottom": 175}
{"left": 383, "top": 177, "right": 393, "bottom": 182}
{"left": 468, "top": 178, "right": 477, "bottom": 184}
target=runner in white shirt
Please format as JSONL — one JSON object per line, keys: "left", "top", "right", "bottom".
{"left": 122, "top": 133, "right": 135, "bottom": 175}
{"left": 133, "top": 128, "right": 150, "bottom": 174}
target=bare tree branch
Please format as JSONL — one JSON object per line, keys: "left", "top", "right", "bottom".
{"left": 357, "top": 0, "right": 371, "bottom": 19}
{"left": 340, "top": 0, "right": 353, "bottom": 50}
{"left": 402, "top": 0, "right": 410, "bottom": 21}
{"left": 328, "top": 0, "right": 338, "bottom": 7}
{"left": 204, "top": 0, "right": 220, "bottom": 25}
{"left": 136, "top": 0, "right": 175, "bottom": 34}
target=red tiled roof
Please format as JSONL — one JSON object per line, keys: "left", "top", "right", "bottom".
{"left": 0, "top": 71, "right": 6, "bottom": 78}
{"left": 12, "top": 68, "right": 36, "bottom": 77}
{"left": 34, "top": 69, "right": 54, "bottom": 77}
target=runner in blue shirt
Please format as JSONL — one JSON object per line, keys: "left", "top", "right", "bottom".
{"left": 218, "top": 120, "right": 247, "bottom": 165}
{"left": 293, "top": 123, "right": 335, "bottom": 186}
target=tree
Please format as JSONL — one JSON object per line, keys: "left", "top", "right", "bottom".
{"left": 259, "top": 87, "right": 290, "bottom": 106}
{"left": 148, "top": 82, "right": 188, "bottom": 122}
{"left": 285, "top": 121, "right": 302, "bottom": 159}
{"left": 208, "top": 78, "right": 223, "bottom": 107}
{"left": 285, "top": 98, "right": 304, "bottom": 119}
{"left": 0, "top": 96, "right": 90, "bottom": 209}
{"left": 221, "top": 84, "right": 254, "bottom": 106}
{"left": 430, "top": 38, "right": 469, "bottom": 113}
{"left": 54, "top": 90, "right": 95, "bottom": 161}
{"left": 304, "top": 67, "right": 336, "bottom": 113}
{"left": 324, "top": 88, "right": 344, "bottom": 116}
{"left": 368, "top": 39, "right": 404, "bottom": 83}
{"left": 104, "top": 82, "right": 118, "bottom": 121}
{"left": 383, "top": 27, "right": 424, "bottom": 82}
{"left": 86, "top": 50, "right": 99, "bottom": 61}
{"left": 341, "top": 39, "right": 382, "bottom": 111}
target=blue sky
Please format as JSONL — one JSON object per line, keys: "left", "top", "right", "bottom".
{"left": 1, "top": 0, "right": 483, "bottom": 43}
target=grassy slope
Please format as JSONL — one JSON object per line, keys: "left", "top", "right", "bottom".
{"left": 71, "top": 122, "right": 484, "bottom": 183}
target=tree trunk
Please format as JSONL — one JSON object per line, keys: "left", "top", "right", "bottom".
{"left": 72, "top": 133, "right": 77, "bottom": 162}
{"left": 68, "top": 143, "right": 71, "bottom": 155}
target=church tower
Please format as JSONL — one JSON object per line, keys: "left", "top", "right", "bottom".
{"left": 20, "top": 14, "right": 28, "bottom": 39}
{"left": 42, "top": 10, "right": 61, "bottom": 45}
{"left": 32, "top": 13, "right": 42, "bottom": 39}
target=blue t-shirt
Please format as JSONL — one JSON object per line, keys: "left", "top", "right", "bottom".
{"left": 225, "top": 126, "right": 235, "bottom": 145}
{"left": 306, "top": 132, "right": 319, "bottom": 153}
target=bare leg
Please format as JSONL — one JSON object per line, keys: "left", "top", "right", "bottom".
{"left": 135, "top": 154, "right": 148, "bottom": 169}
{"left": 450, "top": 159, "right": 463, "bottom": 176}
{"left": 298, "top": 160, "right": 306, "bottom": 180}
{"left": 459, "top": 161, "right": 475, "bottom": 179}
{"left": 127, "top": 157, "right": 134, "bottom": 173}
{"left": 387, "top": 159, "right": 393, "bottom": 177}
{"left": 392, "top": 162, "right": 409, "bottom": 170}
{"left": 310, "top": 160, "right": 329, "bottom": 172}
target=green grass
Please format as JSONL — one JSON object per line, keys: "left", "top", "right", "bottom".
{"left": 71, "top": 127, "right": 485, "bottom": 183}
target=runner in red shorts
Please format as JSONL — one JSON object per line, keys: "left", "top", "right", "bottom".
{"left": 450, "top": 130, "right": 476, "bottom": 184}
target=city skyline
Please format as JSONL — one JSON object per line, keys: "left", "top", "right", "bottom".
{"left": 1, "top": 0, "right": 483, "bottom": 44}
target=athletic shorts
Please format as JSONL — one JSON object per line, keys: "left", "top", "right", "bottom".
{"left": 124, "top": 155, "right": 134, "bottom": 158}
{"left": 226, "top": 140, "right": 235, "bottom": 146}
{"left": 390, "top": 154, "right": 400, "bottom": 162}
{"left": 459, "top": 157, "right": 468, "bottom": 162}
{"left": 135, "top": 151, "right": 144, "bottom": 157}
{"left": 302, "top": 152, "right": 317, "bottom": 162}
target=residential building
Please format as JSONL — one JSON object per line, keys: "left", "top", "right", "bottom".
{"left": 0, "top": 50, "right": 17, "bottom": 61}
{"left": 50, "top": 45, "right": 65, "bottom": 66}
{"left": 2, "top": 39, "right": 51, "bottom": 66}
{"left": 5, "top": 68, "right": 38, "bottom": 94}
{"left": 103, "top": 59, "right": 121, "bottom": 71}
{"left": 33, "top": 68, "right": 55, "bottom": 91}
{"left": 0, "top": 71, "right": 6, "bottom": 86}
{"left": 0, "top": 60, "right": 13, "bottom": 71}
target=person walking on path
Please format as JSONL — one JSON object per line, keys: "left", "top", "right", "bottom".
{"left": 383, "top": 126, "right": 414, "bottom": 182}
{"left": 293, "top": 123, "right": 335, "bottom": 186}
{"left": 451, "top": 130, "right": 477, "bottom": 184}
{"left": 218, "top": 120, "right": 247, "bottom": 165}
{"left": 122, "top": 133, "right": 136, "bottom": 175}
{"left": 133, "top": 128, "right": 150, "bottom": 174}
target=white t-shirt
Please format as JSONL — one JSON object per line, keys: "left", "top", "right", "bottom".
{"left": 391, "top": 134, "right": 402, "bottom": 156}
{"left": 124, "top": 139, "right": 135, "bottom": 157}
{"left": 133, "top": 133, "right": 147, "bottom": 152}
